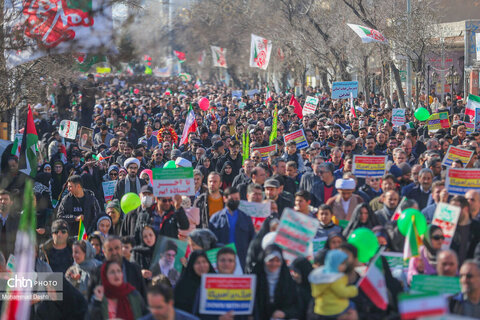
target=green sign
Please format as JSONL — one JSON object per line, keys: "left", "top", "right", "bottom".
{"left": 152, "top": 167, "right": 194, "bottom": 197}
{"left": 410, "top": 274, "right": 461, "bottom": 295}
{"left": 152, "top": 167, "right": 194, "bottom": 179}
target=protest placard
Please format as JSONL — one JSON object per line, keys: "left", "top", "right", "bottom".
{"left": 331, "top": 81, "right": 359, "bottom": 99}
{"left": 442, "top": 145, "right": 474, "bottom": 167}
{"left": 476, "top": 107, "right": 480, "bottom": 131}
{"left": 381, "top": 252, "right": 407, "bottom": 273}
{"left": 200, "top": 274, "right": 256, "bottom": 315}
{"left": 152, "top": 167, "right": 195, "bottom": 197}
{"left": 78, "top": 127, "right": 94, "bottom": 151}
{"left": 102, "top": 180, "right": 117, "bottom": 203}
{"left": 206, "top": 243, "right": 243, "bottom": 275}
{"left": 239, "top": 200, "right": 271, "bottom": 232}
{"left": 247, "top": 89, "right": 259, "bottom": 97}
{"left": 150, "top": 236, "right": 187, "bottom": 287}
{"left": 59, "top": 120, "right": 78, "bottom": 140}
{"left": 410, "top": 275, "right": 460, "bottom": 295}
{"left": 432, "top": 202, "right": 461, "bottom": 248}
{"left": 274, "top": 208, "right": 319, "bottom": 264}
{"left": 251, "top": 145, "right": 277, "bottom": 161}
{"left": 284, "top": 129, "right": 308, "bottom": 150}
{"left": 232, "top": 90, "right": 242, "bottom": 98}
{"left": 303, "top": 96, "right": 319, "bottom": 115}
{"left": 456, "top": 120, "right": 475, "bottom": 134}
{"left": 427, "top": 112, "right": 450, "bottom": 132}
{"left": 392, "top": 108, "right": 406, "bottom": 126}
{"left": 352, "top": 155, "right": 388, "bottom": 178}
{"left": 446, "top": 168, "right": 480, "bottom": 195}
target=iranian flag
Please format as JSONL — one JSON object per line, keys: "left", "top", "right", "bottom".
{"left": 164, "top": 88, "right": 172, "bottom": 96}
{"left": 289, "top": 95, "right": 303, "bottom": 119}
{"left": 347, "top": 23, "right": 388, "bottom": 44}
{"left": 78, "top": 219, "right": 88, "bottom": 240}
{"left": 466, "top": 93, "right": 480, "bottom": 119}
{"left": 250, "top": 34, "right": 272, "bottom": 70}
{"left": 174, "top": 50, "right": 186, "bottom": 63}
{"left": 211, "top": 46, "right": 227, "bottom": 68}
{"left": 179, "top": 104, "right": 198, "bottom": 146}
{"left": 1, "top": 180, "right": 36, "bottom": 320}
{"left": 350, "top": 92, "right": 357, "bottom": 118}
{"left": 194, "top": 79, "right": 202, "bottom": 89}
{"left": 18, "top": 105, "right": 38, "bottom": 177}
{"left": 398, "top": 293, "right": 447, "bottom": 319}
{"left": 266, "top": 86, "right": 272, "bottom": 103}
{"left": 403, "top": 215, "right": 422, "bottom": 260}
{"left": 358, "top": 253, "right": 388, "bottom": 310}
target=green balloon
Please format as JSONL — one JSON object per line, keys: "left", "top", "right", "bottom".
{"left": 347, "top": 227, "right": 379, "bottom": 263}
{"left": 397, "top": 208, "right": 427, "bottom": 236}
{"left": 414, "top": 107, "right": 430, "bottom": 121}
{"left": 164, "top": 160, "right": 176, "bottom": 168}
{"left": 121, "top": 192, "right": 141, "bottom": 214}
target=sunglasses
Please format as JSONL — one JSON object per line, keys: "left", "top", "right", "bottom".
{"left": 252, "top": 156, "right": 260, "bottom": 160}
{"left": 53, "top": 229, "right": 68, "bottom": 235}
{"left": 110, "top": 172, "right": 118, "bottom": 177}
{"left": 431, "top": 235, "right": 445, "bottom": 241}
{"left": 161, "top": 199, "right": 173, "bottom": 203}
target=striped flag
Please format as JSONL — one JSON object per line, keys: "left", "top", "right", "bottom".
{"left": 347, "top": 23, "right": 388, "bottom": 44}
{"left": 164, "top": 88, "right": 172, "bottom": 96}
{"left": 403, "top": 215, "right": 422, "bottom": 260}
{"left": 18, "top": 105, "right": 38, "bottom": 177}
{"left": 173, "top": 50, "right": 186, "bottom": 63}
{"left": 265, "top": 85, "right": 272, "bottom": 103}
{"left": 179, "top": 104, "right": 198, "bottom": 146}
{"left": 350, "top": 92, "right": 357, "bottom": 118}
{"left": 398, "top": 293, "right": 447, "bottom": 319}
{"left": 78, "top": 219, "right": 87, "bottom": 241}
{"left": 466, "top": 93, "right": 480, "bottom": 119}
{"left": 358, "top": 252, "right": 388, "bottom": 310}
{"left": 194, "top": 78, "right": 202, "bottom": 89}
{"left": 1, "top": 180, "right": 36, "bottom": 320}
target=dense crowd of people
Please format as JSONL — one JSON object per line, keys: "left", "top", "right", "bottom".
{"left": 1, "top": 74, "right": 480, "bottom": 320}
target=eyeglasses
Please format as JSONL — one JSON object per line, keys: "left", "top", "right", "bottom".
{"left": 53, "top": 230, "right": 67, "bottom": 235}
{"left": 252, "top": 156, "right": 260, "bottom": 160}
{"left": 109, "top": 173, "right": 118, "bottom": 177}
{"left": 431, "top": 235, "right": 445, "bottom": 241}
{"left": 161, "top": 199, "right": 173, "bottom": 203}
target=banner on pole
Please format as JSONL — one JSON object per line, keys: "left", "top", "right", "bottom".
{"left": 152, "top": 167, "right": 194, "bottom": 197}
{"left": 352, "top": 155, "right": 388, "bottom": 178}
{"left": 284, "top": 129, "right": 308, "bottom": 150}
{"left": 445, "top": 168, "right": 480, "bottom": 195}
{"left": 303, "top": 96, "right": 319, "bottom": 115}
{"left": 331, "top": 81, "right": 358, "bottom": 99}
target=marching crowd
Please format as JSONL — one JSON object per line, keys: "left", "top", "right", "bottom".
{"left": 1, "top": 74, "right": 480, "bottom": 320}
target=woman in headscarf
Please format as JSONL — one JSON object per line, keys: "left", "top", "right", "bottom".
{"left": 220, "top": 161, "right": 235, "bottom": 189}
{"left": 105, "top": 200, "right": 123, "bottom": 235}
{"left": 88, "top": 233, "right": 105, "bottom": 262}
{"left": 140, "top": 169, "right": 153, "bottom": 186}
{"left": 253, "top": 244, "right": 299, "bottom": 320}
{"left": 372, "top": 225, "right": 395, "bottom": 252}
{"left": 174, "top": 251, "right": 215, "bottom": 314}
{"left": 290, "top": 257, "right": 313, "bottom": 320}
{"left": 88, "top": 260, "right": 148, "bottom": 320}
{"left": 407, "top": 225, "right": 444, "bottom": 283}
{"left": 342, "top": 203, "right": 380, "bottom": 238}
{"left": 132, "top": 225, "right": 157, "bottom": 280}
{"left": 102, "top": 165, "right": 119, "bottom": 182}
{"left": 95, "top": 215, "right": 112, "bottom": 240}
{"left": 50, "top": 159, "right": 69, "bottom": 203}
{"left": 196, "top": 155, "right": 213, "bottom": 184}
{"left": 66, "top": 240, "right": 102, "bottom": 298}
{"left": 314, "top": 232, "right": 346, "bottom": 267}
{"left": 118, "top": 167, "right": 127, "bottom": 181}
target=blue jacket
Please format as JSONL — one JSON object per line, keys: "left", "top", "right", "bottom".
{"left": 209, "top": 208, "right": 255, "bottom": 271}
{"left": 138, "top": 309, "right": 199, "bottom": 320}
{"left": 421, "top": 203, "right": 437, "bottom": 223}
{"left": 310, "top": 181, "right": 338, "bottom": 207}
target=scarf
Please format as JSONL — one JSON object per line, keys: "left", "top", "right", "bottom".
{"left": 124, "top": 175, "right": 141, "bottom": 194}
{"left": 100, "top": 263, "right": 136, "bottom": 320}
{"left": 264, "top": 266, "right": 280, "bottom": 303}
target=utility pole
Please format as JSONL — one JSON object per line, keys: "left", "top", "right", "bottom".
{"left": 406, "top": 0, "right": 412, "bottom": 109}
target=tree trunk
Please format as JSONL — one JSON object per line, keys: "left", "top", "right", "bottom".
{"left": 389, "top": 61, "right": 406, "bottom": 109}
{"left": 320, "top": 71, "right": 330, "bottom": 95}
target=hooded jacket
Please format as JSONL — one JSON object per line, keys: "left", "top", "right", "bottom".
{"left": 65, "top": 241, "right": 102, "bottom": 298}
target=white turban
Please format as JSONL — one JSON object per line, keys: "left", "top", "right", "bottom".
{"left": 335, "top": 178, "right": 356, "bottom": 190}
{"left": 175, "top": 157, "right": 192, "bottom": 168}
{"left": 124, "top": 157, "right": 140, "bottom": 169}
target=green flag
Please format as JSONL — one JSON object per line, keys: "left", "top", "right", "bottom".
{"left": 269, "top": 104, "right": 278, "bottom": 144}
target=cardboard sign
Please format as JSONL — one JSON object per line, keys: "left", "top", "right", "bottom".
{"left": 392, "top": 108, "right": 406, "bottom": 126}
{"left": 78, "top": 127, "right": 94, "bottom": 151}
{"left": 446, "top": 168, "right": 480, "bottom": 195}
{"left": 150, "top": 236, "right": 188, "bottom": 287}
{"left": 410, "top": 275, "right": 460, "bottom": 295}
{"left": 200, "top": 274, "right": 256, "bottom": 315}
{"left": 303, "top": 96, "right": 319, "bottom": 115}
{"left": 456, "top": 121, "right": 475, "bottom": 135}
{"left": 251, "top": 145, "right": 277, "bottom": 161}
{"left": 239, "top": 200, "right": 271, "bottom": 232}
{"left": 442, "top": 145, "right": 474, "bottom": 167}
{"left": 152, "top": 167, "right": 195, "bottom": 197}
{"left": 432, "top": 202, "right": 461, "bottom": 249}
{"left": 284, "top": 129, "right": 308, "bottom": 150}
{"left": 274, "top": 208, "right": 319, "bottom": 265}
{"left": 102, "top": 180, "right": 117, "bottom": 203}
{"left": 427, "top": 112, "right": 450, "bottom": 132}
{"left": 352, "top": 155, "right": 388, "bottom": 178}
{"left": 206, "top": 243, "right": 243, "bottom": 275}
{"left": 59, "top": 120, "right": 78, "bottom": 140}
{"left": 382, "top": 252, "right": 407, "bottom": 273}
{"left": 331, "top": 81, "right": 359, "bottom": 99}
